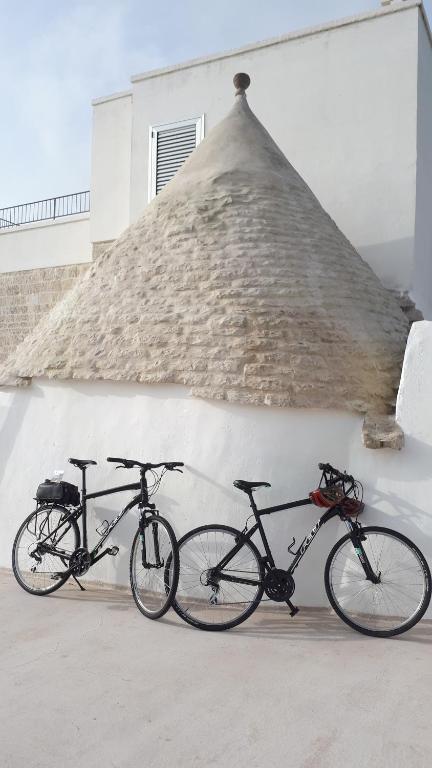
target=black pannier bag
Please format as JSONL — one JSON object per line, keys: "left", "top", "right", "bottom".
{"left": 36, "top": 480, "right": 80, "bottom": 507}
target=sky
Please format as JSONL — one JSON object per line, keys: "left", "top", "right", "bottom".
{"left": 1, "top": 0, "right": 431, "bottom": 207}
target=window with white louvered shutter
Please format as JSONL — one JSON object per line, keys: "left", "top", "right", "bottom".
{"left": 148, "top": 116, "right": 204, "bottom": 201}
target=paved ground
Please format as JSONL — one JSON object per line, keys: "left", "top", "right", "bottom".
{"left": 1, "top": 569, "right": 431, "bottom": 768}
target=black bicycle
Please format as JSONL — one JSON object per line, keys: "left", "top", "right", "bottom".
{"left": 12, "top": 456, "right": 184, "bottom": 619}
{"left": 170, "top": 463, "right": 431, "bottom": 637}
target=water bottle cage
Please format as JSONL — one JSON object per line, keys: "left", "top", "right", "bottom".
{"left": 96, "top": 520, "right": 109, "bottom": 537}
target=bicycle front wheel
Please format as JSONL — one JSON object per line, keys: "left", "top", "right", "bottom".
{"left": 12, "top": 505, "right": 80, "bottom": 595}
{"left": 325, "top": 525, "right": 431, "bottom": 637}
{"left": 173, "top": 524, "right": 264, "bottom": 631}
{"left": 130, "top": 515, "right": 179, "bottom": 620}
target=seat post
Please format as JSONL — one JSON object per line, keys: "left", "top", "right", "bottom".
{"left": 248, "top": 491, "right": 258, "bottom": 515}
{"left": 81, "top": 466, "right": 87, "bottom": 549}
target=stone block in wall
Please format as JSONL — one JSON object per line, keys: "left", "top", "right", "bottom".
{"left": 362, "top": 415, "right": 404, "bottom": 450}
{"left": 0, "top": 263, "right": 89, "bottom": 365}
{"left": 92, "top": 240, "right": 115, "bottom": 260}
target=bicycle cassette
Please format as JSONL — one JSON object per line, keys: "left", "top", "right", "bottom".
{"left": 70, "top": 547, "right": 92, "bottom": 576}
{"left": 264, "top": 568, "right": 295, "bottom": 602}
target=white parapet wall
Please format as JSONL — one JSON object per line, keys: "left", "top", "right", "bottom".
{"left": 0, "top": 214, "right": 91, "bottom": 273}
{"left": 396, "top": 320, "right": 432, "bottom": 439}
{"left": 348, "top": 321, "right": 432, "bottom": 594}
{"left": 413, "top": 15, "right": 432, "bottom": 319}
{"left": 0, "top": 322, "right": 431, "bottom": 614}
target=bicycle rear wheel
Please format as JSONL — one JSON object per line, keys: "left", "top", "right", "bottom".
{"left": 172, "top": 524, "right": 264, "bottom": 631}
{"left": 129, "top": 514, "right": 179, "bottom": 620}
{"left": 12, "top": 505, "right": 80, "bottom": 595}
{"left": 325, "top": 525, "right": 431, "bottom": 637}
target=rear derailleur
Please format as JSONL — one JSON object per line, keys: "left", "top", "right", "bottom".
{"left": 200, "top": 568, "right": 220, "bottom": 605}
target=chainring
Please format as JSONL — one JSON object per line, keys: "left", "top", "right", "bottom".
{"left": 264, "top": 568, "right": 295, "bottom": 602}
{"left": 70, "top": 547, "right": 92, "bottom": 576}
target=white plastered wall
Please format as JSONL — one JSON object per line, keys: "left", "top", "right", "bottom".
{"left": 90, "top": 92, "right": 132, "bottom": 244}
{"left": 0, "top": 216, "right": 91, "bottom": 273}
{"left": 412, "top": 14, "right": 432, "bottom": 319}
{"left": 1, "top": 323, "right": 431, "bottom": 614}
{"left": 0, "top": 384, "right": 362, "bottom": 606}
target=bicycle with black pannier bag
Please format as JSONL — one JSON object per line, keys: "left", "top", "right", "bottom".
{"left": 12, "top": 456, "right": 183, "bottom": 619}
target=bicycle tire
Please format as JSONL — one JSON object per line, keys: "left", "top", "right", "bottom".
{"left": 12, "top": 505, "right": 80, "bottom": 596}
{"left": 172, "top": 524, "right": 264, "bottom": 631}
{"left": 325, "top": 525, "right": 431, "bottom": 637}
{"left": 129, "top": 514, "right": 179, "bottom": 620}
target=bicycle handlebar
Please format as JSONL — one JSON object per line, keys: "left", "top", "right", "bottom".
{"left": 318, "top": 462, "right": 354, "bottom": 484}
{"left": 106, "top": 457, "right": 184, "bottom": 471}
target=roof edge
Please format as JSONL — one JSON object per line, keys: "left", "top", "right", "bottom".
{"left": 130, "top": 1, "right": 422, "bottom": 84}
{"left": 419, "top": 0, "right": 432, "bottom": 44}
{"left": 92, "top": 89, "right": 132, "bottom": 107}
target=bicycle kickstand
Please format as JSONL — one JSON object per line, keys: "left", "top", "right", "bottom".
{"left": 286, "top": 598, "right": 299, "bottom": 617}
{"left": 71, "top": 573, "right": 86, "bottom": 591}
{"left": 60, "top": 557, "right": 86, "bottom": 591}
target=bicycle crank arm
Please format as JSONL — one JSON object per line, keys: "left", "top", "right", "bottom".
{"left": 52, "top": 547, "right": 118, "bottom": 583}
{"left": 92, "top": 546, "right": 119, "bottom": 565}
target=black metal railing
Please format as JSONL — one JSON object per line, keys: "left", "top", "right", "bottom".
{"left": 0, "top": 190, "right": 90, "bottom": 229}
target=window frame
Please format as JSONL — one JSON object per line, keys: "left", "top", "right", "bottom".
{"left": 148, "top": 115, "right": 205, "bottom": 202}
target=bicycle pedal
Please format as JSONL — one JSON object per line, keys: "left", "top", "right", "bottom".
{"left": 107, "top": 546, "right": 119, "bottom": 556}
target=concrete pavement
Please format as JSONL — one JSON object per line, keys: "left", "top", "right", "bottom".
{"left": 1, "top": 569, "right": 431, "bottom": 768}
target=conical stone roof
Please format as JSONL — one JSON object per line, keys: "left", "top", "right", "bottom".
{"left": 2, "top": 76, "right": 408, "bottom": 414}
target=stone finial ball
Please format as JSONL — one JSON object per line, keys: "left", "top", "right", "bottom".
{"left": 233, "top": 72, "right": 251, "bottom": 93}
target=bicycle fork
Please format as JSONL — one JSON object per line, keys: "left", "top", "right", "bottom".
{"left": 139, "top": 513, "right": 164, "bottom": 569}
{"left": 344, "top": 519, "right": 380, "bottom": 584}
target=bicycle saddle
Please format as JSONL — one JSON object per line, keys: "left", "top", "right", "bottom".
{"left": 233, "top": 480, "right": 271, "bottom": 493}
{"left": 68, "top": 458, "right": 97, "bottom": 468}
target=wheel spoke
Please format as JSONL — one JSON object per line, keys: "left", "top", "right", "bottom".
{"left": 13, "top": 507, "right": 78, "bottom": 594}
{"left": 175, "top": 527, "right": 263, "bottom": 628}
{"left": 130, "top": 517, "right": 178, "bottom": 619}
{"left": 328, "top": 529, "right": 430, "bottom": 634}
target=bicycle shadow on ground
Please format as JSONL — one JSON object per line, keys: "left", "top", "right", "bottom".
{"left": 49, "top": 585, "right": 432, "bottom": 645}
{"left": 49, "top": 583, "right": 136, "bottom": 611}
{"left": 160, "top": 605, "right": 432, "bottom": 645}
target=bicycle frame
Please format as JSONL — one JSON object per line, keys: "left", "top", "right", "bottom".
{"left": 215, "top": 492, "right": 372, "bottom": 588}
{"left": 36, "top": 465, "right": 156, "bottom": 566}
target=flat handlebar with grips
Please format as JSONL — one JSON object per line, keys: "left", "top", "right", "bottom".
{"left": 318, "top": 462, "right": 354, "bottom": 485}
{"left": 106, "top": 457, "right": 184, "bottom": 471}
